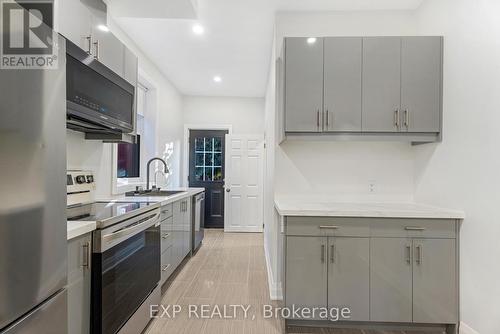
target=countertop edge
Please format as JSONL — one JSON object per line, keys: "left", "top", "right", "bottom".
{"left": 67, "top": 221, "right": 96, "bottom": 241}
{"left": 274, "top": 200, "right": 466, "bottom": 220}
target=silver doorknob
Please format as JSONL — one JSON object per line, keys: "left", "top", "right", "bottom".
{"left": 226, "top": 188, "right": 231, "bottom": 192}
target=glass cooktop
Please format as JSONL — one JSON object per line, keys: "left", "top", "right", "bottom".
{"left": 67, "top": 201, "right": 156, "bottom": 222}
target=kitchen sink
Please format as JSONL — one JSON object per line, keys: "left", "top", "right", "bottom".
{"left": 125, "top": 190, "right": 185, "bottom": 197}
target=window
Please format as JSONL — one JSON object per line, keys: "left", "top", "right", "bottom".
{"left": 194, "top": 137, "right": 223, "bottom": 181}
{"left": 113, "top": 78, "right": 156, "bottom": 194}
{"left": 117, "top": 135, "right": 140, "bottom": 178}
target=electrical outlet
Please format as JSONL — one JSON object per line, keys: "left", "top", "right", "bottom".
{"left": 368, "top": 180, "right": 377, "bottom": 194}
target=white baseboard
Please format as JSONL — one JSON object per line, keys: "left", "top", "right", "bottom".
{"left": 264, "top": 241, "right": 283, "bottom": 300}
{"left": 460, "top": 322, "right": 480, "bottom": 334}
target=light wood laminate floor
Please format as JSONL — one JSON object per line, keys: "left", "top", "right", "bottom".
{"left": 145, "top": 229, "right": 444, "bottom": 334}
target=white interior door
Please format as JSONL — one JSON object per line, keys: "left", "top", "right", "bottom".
{"left": 224, "top": 134, "right": 264, "bottom": 232}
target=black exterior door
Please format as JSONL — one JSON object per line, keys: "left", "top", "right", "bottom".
{"left": 189, "top": 130, "right": 228, "bottom": 228}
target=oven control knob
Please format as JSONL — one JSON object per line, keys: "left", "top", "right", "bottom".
{"left": 86, "top": 175, "right": 94, "bottom": 183}
{"left": 76, "top": 175, "right": 86, "bottom": 184}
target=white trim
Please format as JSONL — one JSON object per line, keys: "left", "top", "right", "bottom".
{"left": 264, "top": 239, "right": 283, "bottom": 300}
{"left": 460, "top": 322, "right": 480, "bottom": 334}
{"left": 182, "top": 124, "right": 233, "bottom": 187}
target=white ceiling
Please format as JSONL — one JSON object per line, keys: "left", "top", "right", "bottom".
{"left": 113, "top": 0, "right": 424, "bottom": 97}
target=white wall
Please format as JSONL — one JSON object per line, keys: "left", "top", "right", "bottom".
{"left": 413, "top": 1, "right": 500, "bottom": 333}
{"left": 65, "top": 17, "right": 185, "bottom": 196}
{"left": 274, "top": 11, "right": 418, "bottom": 201}
{"left": 264, "top": 10, "right": 419, "bottom": 300}
{"left": 182, "top": 96, "right": 265, "bottom": 134}
{"left": 276, "top": 141, "right": 415, "bottom": 202}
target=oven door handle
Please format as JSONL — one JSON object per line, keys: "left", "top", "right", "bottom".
{"left": 102, "top": 212, "right": 160, "bottom": 243}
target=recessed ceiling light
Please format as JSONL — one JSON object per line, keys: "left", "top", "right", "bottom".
{"left": 213, "top": 76, "right": 222, "bottom": 83}
{"left": 307, "top": 37, "right": 317, "bottom": 44}
{"left": 97, "top": 24, "right": 110, "bottom": 32}
{"left": 192, "top": 24, "right": 205, "bottom": 35}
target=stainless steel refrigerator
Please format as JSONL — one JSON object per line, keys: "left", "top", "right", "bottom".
{"left": 0, "top": 29, "right": 68, "bottom": 334}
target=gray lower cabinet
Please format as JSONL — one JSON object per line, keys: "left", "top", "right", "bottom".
{"left": 284, "top": 217, "right": 458, "bottom": 328}
{"left": 324, "top": 37, "right": 362, "bottom": 132}
{"left": 413, "top": 239, "right": 457, "bottom": 323}
{"left": 328, "top": 237, "right": 369, "bottom": 321}
{"left": 370, "top": 237, "right": 413, "bottom": 322}
{"left": 284, "top": 37, "right": 324, "bottom": 132}
{"left": 67, "top": 233, "right": 91, "bottom": 334}
{"left": 362, "top": 37, "right": 402, "bottom": 133}
{"left": 285, "top": 236, "right": 327, "bottom": 318}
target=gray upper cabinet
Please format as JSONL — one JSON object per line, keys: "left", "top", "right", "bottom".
{"left": 91, "top": 17, "right": 125, "bottom": 77}
{"left": 362, "top": 37, "right": 402, "bottom": 133}
{"left": 328, "top": 237, "right": 369, "bottom": 321}
{"left": 324, "top": 37, "right": 362, "bottom": 132}
{"left": 56, "top": 0, "right": 93, "bottom": 53}
{"left": 412, "top": 239, "right": 457, "bottom": 324}
{"left": 401, "top": 37, "right": 442, "bottom": 133}
{"left": 56, "top": 0, "right": 138, "bottom": 84}
{"left": 370, "top": 237, "right": 412, "bottom": 322}
{"left": 285, "top": 236, "right": 327, "bottom": 317}
{"left": 67, "top": 233, "right": 91, "bottom": 334}
{"left": 285, "top": 37, "right": 324, "bottom": 132}
{"left": 282, "top": 36, "right": 443, "bottom": 141}
{"left": 124, "top": 46, "right": 139, "bottom": 86}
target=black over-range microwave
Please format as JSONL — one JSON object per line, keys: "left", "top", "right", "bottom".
{"left": 66, "top": 38, "right": 135, "bottom": 134}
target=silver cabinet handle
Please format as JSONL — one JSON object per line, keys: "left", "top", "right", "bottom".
{"left": 326, "top": 110, "right": 330, "bottom": 128}
{"left": 319, "top": 225, "right": 339, "bottom": 229}
{"left": 317, "top": 110, "right": 321, "bottom": 130}
{"left": 162, "top": 233, "right": 170, "bottom": 239}
{"left": 321, "top": 245, "right": 325, "bottom": 263}
{"left": 93, "top": 40, "right": 99, "bottom": 60}
{"left": 405, "top": 227, "right": 426, "bottom": 231}
{"left": 82, "top": 242, "right": 90, "bottom": 269}
{"left": 416, "top": 245, "right": 423, "bottom": 265}
{"left": 404, "top": 109, "right": 409, "bottom": 128}
{"left": 330, "top": 244, "right": 335, "bottom": 263}
{"left": 405, "top": 245, "right": 411, "bottom": 264}
{"left": 162, "top": 264, "right": 171, "bottom": 272}
{"left": 85, "top": 36, "right": 92, "bottom": 55}
{"left": 394, "top": 109, "right": 400, "bottom": 128}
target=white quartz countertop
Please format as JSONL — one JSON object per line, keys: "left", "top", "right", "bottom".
{"left": 275, "top": 197, "right": 465, "bottom": 219}
{"left": 67, "top": 221, "right": 96, "bottom": 240}
{"left": 67, "top": 188, "right": 205, "bottom": 240}
{"left": 98, "top": 187, "right": 205, "bottom": 206}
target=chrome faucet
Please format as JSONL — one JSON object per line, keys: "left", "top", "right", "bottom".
{"left": 146, "top": 157, "right": 169, "bottom": 191}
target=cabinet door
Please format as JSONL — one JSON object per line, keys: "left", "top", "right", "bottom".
{"left": 56, "top": 0, "right": 92, "bottom": 52}
{"left": 285, "top": 236, "right": 327, "bottom": 319}
{"left": 67, "top": 234, "right": 91, "bottom": 334}
{"left": 324, "top": 37, "right": 362, "bottom": 132}
{"left": 172, "top": 200, "right": 184, "bottom": 268}
{"left": 362, "top": 37, "right": 401, "bottom": 132}
{"left": 401, "top": 37, "right": 442, "bottom": 133}
{"left": 183, "top": 199, "right": 192, "bottom": 256}
{"left": 370, "top": 238, "right": 412, "bottom": 322}
{"left": 284, "top": 37, "right": 324, "bottom": 132}
{"left": 328, "top": 237, "right": 369, "bottom": 321}
{"left": 123, "top": 46, "right": 138, "bottom": 86}
{"left": 91, "top": 19, "right": 125, "bottom": 76}
{"left": 413, "top": 239, "right": 457, "bottom": 324}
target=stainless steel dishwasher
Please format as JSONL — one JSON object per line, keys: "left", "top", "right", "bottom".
{"left": 192, "top": 192, "right": 205, "bottom": 252}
